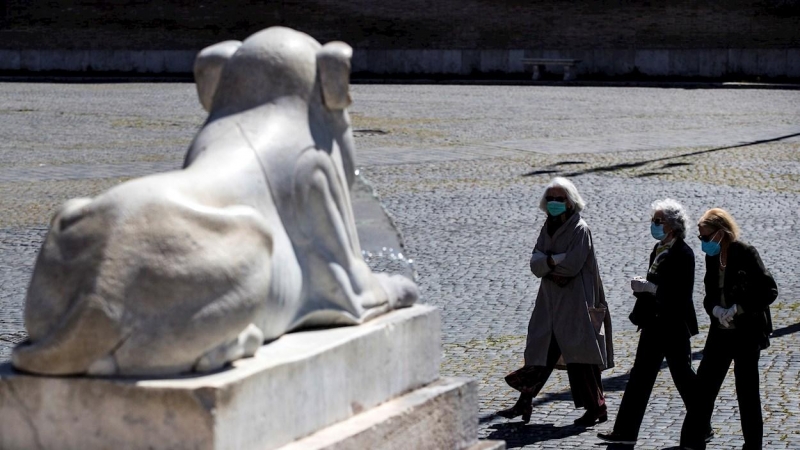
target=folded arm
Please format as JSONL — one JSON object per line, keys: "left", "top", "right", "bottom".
{"left": 549, "top": 226, "right": 591, "bottom": 278}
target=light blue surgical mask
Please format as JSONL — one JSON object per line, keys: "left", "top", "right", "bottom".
{"left": 546, "top": 201, "right": 567, "bottom": 216}
{"left": 701, "top": 231, "right": 722, "bottom": 256}
{"left": 701, "top": 240, "right": 721, "bottom": 256}
{"left": 650, "top": 223, "right": 666, "bottom": 240}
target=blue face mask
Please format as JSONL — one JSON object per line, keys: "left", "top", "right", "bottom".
{"left": 701, "top": 240, "right": 721, "bottom": 256}
{"left": 650, "top": 223, "right": 666, "bottom": 240}
{"left": 701, "top": 231, "right": 722, "bottom": 256}
{"left": 546, "top": 201, "right": 567, "bottom": 216}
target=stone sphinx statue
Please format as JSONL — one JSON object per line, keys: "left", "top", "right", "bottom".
{"left": 12, "top": 27, "right": 418, "bottom": 377}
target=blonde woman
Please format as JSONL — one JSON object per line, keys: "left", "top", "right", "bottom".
{"left": 680, "top": 208, "right": 778, "bottom": 450}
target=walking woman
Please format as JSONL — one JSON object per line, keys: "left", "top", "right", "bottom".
{"left": 680, "top": 208, "right": 778, "bottom": 450}
{"left": 497, "top": 177, "right": 613, "bottom": 427}
{"left": 597, "top": 199, "right": 708, "bottom": 445}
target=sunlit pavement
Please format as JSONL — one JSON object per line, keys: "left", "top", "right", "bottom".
{"left": 1, "top": 83, "right": 799, "bottom": 449}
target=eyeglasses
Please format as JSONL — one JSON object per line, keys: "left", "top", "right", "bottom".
{"left": 651, "top": 218, "right": 664, "bottom": 226}
{"left": 698, "top": 232, "right": 717, "bottom": 242}
{"left": 545, "top": 196, "right": 566, "bottom": 202}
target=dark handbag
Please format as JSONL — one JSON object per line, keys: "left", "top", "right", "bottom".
{"left": 589, "top": 305, "right": 607, "bottom": 333}
{"left": 629, "top": 292, "right": 656, "bottom": 327}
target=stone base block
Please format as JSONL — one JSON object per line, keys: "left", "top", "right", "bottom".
{"left": 0, "top": 305, "right": 441, "bottom": 450}
{"left": 281, "top": 377, "right": 504, "bottom": 450}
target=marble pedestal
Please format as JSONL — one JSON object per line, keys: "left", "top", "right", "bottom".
{"left": 0, "top": 305, "right": 503, "bottom": 450}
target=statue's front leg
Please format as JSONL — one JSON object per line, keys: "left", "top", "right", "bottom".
{"left": 293, "top": 149, "right": 414, "bottom": 323}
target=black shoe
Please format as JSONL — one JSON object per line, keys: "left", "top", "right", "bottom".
{"left": 574, "top": 409, "right": 608, "bottom": 427}
{"left": 705, "top": 427, "right": 714, "bottom": 443}
{"left": 496, "top": 395, "right": 533, "bottom": 424}
{"left": 597, "top": 431, "right": 636, "bottom": 445}
{"left": 496, "top": 403, "right": 532, "bottom": 424}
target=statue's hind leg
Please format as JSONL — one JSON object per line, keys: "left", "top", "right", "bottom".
{"left": 12, "top": 293, "right": 124, "bottom": 376}
{"left": 195, "top": 324, "right": 264, "bottom": 372}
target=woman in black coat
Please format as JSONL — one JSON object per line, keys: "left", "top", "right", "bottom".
{"left": 680, "top": 208, "right": 778, "bottom": 450}
{"left": 597, "top": 199, "right": 706, "bottom": 445}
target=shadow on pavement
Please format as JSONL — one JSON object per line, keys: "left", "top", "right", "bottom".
{"left": 522, "top": 168, "right": 560, "bottom": 177}
{"left": 562, "top": 131, "right": 800, "bottom": 178}
{"left": 520, "top": 131, "right": 800, "bottom": 178}
{"left": 484, "top": 422, "right": 587, "bottom": 448}
{"left": 489, "top": 349, "right": 708, "bottom": 414}
{"left": 772, "top": 321, "right": 800, "bottom": 338}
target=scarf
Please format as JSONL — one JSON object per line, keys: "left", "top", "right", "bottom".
{"left": 648, "top": 238, "right": 675, "bottom": 276}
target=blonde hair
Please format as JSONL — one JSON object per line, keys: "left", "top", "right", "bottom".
{"left": 698, "top": 208, "right": 741, "bottom": 242}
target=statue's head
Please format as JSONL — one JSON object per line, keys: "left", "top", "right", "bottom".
{"left": 194, "top": 27, "right": 352, "bottom": 118}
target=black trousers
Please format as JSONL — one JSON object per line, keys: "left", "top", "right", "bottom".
{"left": 613, "top": 322, "right": 698, "bottom": 438}
{"left": 680, "top": 327, "right": 763, "bottom": 450}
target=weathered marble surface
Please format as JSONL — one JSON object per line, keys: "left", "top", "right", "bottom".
{"left": 0, "top": 305, "right": 440, "bottom": 450}
{"left": 11, "top": 26, "right": 417, "bottom": 376}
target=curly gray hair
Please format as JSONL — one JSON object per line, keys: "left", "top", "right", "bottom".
{"left": 650, "top": 198, "right": 690, "bottom": 239}
{"left": 538, "top": 177, "right": 586, "bottom": 213}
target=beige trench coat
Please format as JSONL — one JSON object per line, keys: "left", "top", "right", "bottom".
{"left": 525, "top": 212, "right": 614, "bottom": 370}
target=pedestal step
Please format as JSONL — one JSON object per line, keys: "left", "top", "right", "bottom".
{"left": 280, "top": 377, "right": 505, "bottom": 450}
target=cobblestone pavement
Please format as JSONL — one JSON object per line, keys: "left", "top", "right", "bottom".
{"left": 1, "top": 83, "right": 799, "bottom": 449}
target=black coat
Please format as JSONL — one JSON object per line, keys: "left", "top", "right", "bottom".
{"left": 630, "top": 237, "right": 699, "bottom": 336}
{"left": 703, "top": 240, "right": 778, "bottom": 349}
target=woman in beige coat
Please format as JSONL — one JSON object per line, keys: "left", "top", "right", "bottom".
{"left": 498, "top": 177, "right": 613, "bottom": 426}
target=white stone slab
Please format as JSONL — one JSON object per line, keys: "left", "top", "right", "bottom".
{"left": 0, "top": 305, "right": 441, "bottom": 450}
{"left": 280, "top": 377, "right": 504, "bottom": 450}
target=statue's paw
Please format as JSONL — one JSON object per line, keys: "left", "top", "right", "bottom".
{"left": 195, "top": 324, "right": 264, "bottom": 373}
{"left": 375, "top": 273, "right": 418, "bottom": 309}
{"left": 238, "top": 323, "right": 265, "bottom": 357}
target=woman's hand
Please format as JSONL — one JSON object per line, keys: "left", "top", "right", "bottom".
{"left": 713, "top": 305, "right": 737, "bottom": 327}
{"left": 631, "top": 276, "right": 657, "bottom": 294}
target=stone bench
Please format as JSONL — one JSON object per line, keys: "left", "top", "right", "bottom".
{"left": 521, "top": 58, "right": 581, "bottom": 81}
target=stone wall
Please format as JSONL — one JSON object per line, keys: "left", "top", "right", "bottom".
{"left": 1, "top": 0, "right": 799, "bottom": 78}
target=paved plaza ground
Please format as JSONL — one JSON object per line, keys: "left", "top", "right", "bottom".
{"left": 1, "top": 82, "right": 799, "bottom": 449}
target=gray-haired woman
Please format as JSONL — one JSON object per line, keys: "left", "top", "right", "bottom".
{"left": 598, "top": 199, "right": 709, "bottom": 445}
{"left": 498, "top": 177, "right": 613, "bottom": 427}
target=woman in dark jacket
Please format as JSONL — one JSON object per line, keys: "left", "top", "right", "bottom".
{"left": 680, "top": 208, "right": 778, "bottom": 450}
{"left": 597, "top": 199, "right": 706, "bottom": 445}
